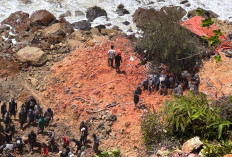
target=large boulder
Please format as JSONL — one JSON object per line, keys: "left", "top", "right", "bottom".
{"left": 133, "top": 8, "right": 159, "bottom": 29}
{"left": 160, "top": 6, "right": 187, "bottom": 20}
{"left": 59, "top": 17, "right": 74, "bottom": 35}
{"left": 182, "top": 137, "right": 203, "bottom": 153}
{"left": 133, "top": 6, "right": 186, "bottom": 29}
{"left": 187, "top": 8, "right": 219, "bottom": 19}
{"left": 15, "top": 46, "right": 47, "bottom": 66}
{"left": 86, "top": 6, "right": 107, "bottom": 22}
{"left": 72, "top": 20, "right": 91, "bottom": 31}
{"left": 1, "top": 11, "right": 31, "bottom": 33}
{"left": 30, "top": 10, "right": 56, "bottom": 27}
{"left": 42, "top": 23, "right": 66, "bottom": 44}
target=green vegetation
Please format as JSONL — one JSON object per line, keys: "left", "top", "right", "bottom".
{"left": 95, "top": 149, "right": 120, "bottom": 157}
{"left": 141, "top": 93, "right": 232, "bottom": 155}
{"left": 202, "top": 140, "right": 232, "bottom": 157}
{"left": 197, "top": 8, "right": 223, "bottom": 63}
{"left": 135, "top": 13, "right": 206, "bottom": 74}
{"left": 214, "top": 55, "right": 222, "bottom": 63}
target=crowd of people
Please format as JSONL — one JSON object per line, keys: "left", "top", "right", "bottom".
{"left": 106, "top": 46, "right": 200, "bottom": 109}
{"left": 0, "top": 96, "right": 100, "bottom": 157}
{"left": 133, "top": 69, "right": 200, "bottom": 109}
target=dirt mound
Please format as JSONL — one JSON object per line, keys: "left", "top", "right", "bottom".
{"left": 43, "top": 35, "right": 164, "bottom": 156}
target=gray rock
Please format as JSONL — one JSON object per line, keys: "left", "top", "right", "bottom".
{"left": 122, "top": 21, "right": 130, "bottom": 25}
{"left": 179, "top": 0, "right": 188, "bottom": 4}
{"left": 187, "top": 8, "right": 219, "bottom": 19}
{"left": 116, "top": 7, "right": 130, "bottom": 16}
{"left": 72, "top": 20, "right": 91, "bottom": 31}
{"left": 86, "top": 6, "right": 107, "bottom": 22}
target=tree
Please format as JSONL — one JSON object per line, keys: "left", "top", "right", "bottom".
{"left": 136, "top": 12, "right": 206, "bottom": 74}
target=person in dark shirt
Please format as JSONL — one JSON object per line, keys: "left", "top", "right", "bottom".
{"left": 28, "top": 130, "right": 36, "bottom": 153}
{"left": 4, "top": 112, "right": 11, "bottom": 129}
{"left": 9, "top": 98, "right": 17, "bottom": 119}
{"left": 79, "top": 121, "right": 88, "bottom": 133}
{"left": 71, "top": 138, "right": 82, "bottom": 154}
{"left": 19, "top": 109, "right": 27, "bottom": 131}
{"left": 115, "top": 52, "right": 122, "bottom": 73}
{"left": 134, "top": 86, "right": 142, "bottom": 109}
{"left": 80, "top": 128, "right": 88, "bottom": 146}
{"left": 28, "top": 109, "right": 35, "bottom": 126}
{"left": 191, "top": 73, "right": 200, "bottom": 94}
{"left": 151, "top": 74, "right": 160, "bottom": 91}
{"left": 5, "top": 124, "right": 15, "bottom": 143}
{"left": 1, "top": 102, "right": 7, "bottom": 120}
{"left": 44, "top": 108, "right": 54, "bottom": 126}
{"left": 92, "top": 134, "right": 99, "bottom": 153}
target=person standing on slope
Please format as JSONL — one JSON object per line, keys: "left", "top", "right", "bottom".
{"left": 108, "top": 45, "right": 116, "bottom": 68}
{"left": 115, "top": 52, "right": 122, "bottom": 73}
{"left": 134, "top": 86, "right": 142, "bottom": 109}
{"left": 9, "top": 98, "right": 17, "bottom": 120}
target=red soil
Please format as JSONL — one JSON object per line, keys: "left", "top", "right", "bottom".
{"left": 43, "top": 36, "right": 165, "bottom": 156}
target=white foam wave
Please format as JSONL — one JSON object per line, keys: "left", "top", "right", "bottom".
{"left": 0, "top": 0, "right": 231, "bottom": 34}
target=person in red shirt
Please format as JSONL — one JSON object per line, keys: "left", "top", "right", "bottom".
{"left": 62, "top": 136, "right": 69, "bottom": 147}
{"left": 41, "top": 142, "right": 48, "bottom": 157}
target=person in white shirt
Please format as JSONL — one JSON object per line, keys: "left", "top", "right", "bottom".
{"left": 108, "top": 45, "right": 116, "bottom": 68}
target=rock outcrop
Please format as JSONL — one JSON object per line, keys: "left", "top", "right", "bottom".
{"left": 59, "top": 17, "right": 74, "bottom": 35}
{"left": 160, "top": 6, "right": 186, "bottom": 20}
{"left": 86, "top": 6, "right": 107, "bottom": 22}
{"left": 30, "top": 10, "right": 56, "bottom": 27}
{"left": 116, "top": 4, "right": 130, "bottom": 16}
{"left": 72, "top": 20, "right": 91, "bottom": 31}
{"left": 187, "top": 8, "right": 219, "bottom": 19}
{"left": 182, "top": 137, "right": 203, "bottom": 153}
{"left": 133, "top": 6, "right": 186, "bottom": 29}
{"left": 133, "top": 8, "right": 159, "bottom": 29}
{"left": 15, "top": 46, "right": 47, "bottom": 66}
{"left": 42, "top": 23, "right": 66, "bottom": 44}
{"left": 1, "top": 11, "right": 31, "bottom": 33}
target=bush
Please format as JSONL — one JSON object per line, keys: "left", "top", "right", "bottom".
{"left": 202, "top": 140, "right": 232, "bottom": 157}
{"left": 95, "top": 149, "right": 120, "bottom": 157}
{"left": 135, "top": 13, "right": 206, "bottom": 74}
{"left": 141, "top": 111, "right": 180, "bottom": 152}
{"left": 163, "top": 92, "right": 232, "bottom": 140}
{"left": 141, "top": 93, "right": 232, "bottom": 151}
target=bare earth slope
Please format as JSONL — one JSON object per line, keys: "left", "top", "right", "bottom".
{"left": 43, "top": 35, "right": 154, "bottom": 156}
{"left": 199, "top": 53, "right": 232, "bottom": 99}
